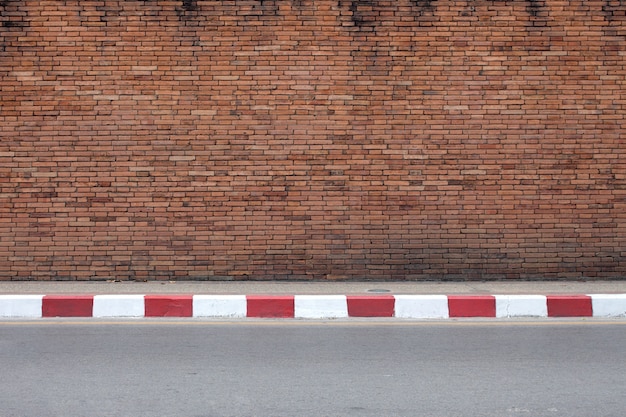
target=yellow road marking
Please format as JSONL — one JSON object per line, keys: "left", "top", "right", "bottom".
{"left": 1, "top": 318, "right": 625, "bottom": 327}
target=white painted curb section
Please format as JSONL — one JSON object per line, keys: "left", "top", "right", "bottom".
{"left": 295, "top": 295, "right": 348, "bottom": 318}
{"left": 0, "top": 295, "right": 43, "bottom": 318}
{"left": 193, "top": 295, "right": 247, "bottom": 318}
{"left": 93, "top": 295, "right": 145, "bottom": 317}
{"left": 591, "top": 294, "right": 626, "bottom": 317}
{"left": 495, "top": 295, "right": 548, "bottom": 318}
{"left": 395, "top": 295, "right": 449, "bottom": 318}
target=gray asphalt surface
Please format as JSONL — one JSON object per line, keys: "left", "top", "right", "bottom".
{"left": 1, "top": 320, "right": 625, "bottom": 417}
{"left": 1, "top": 279, "right": 626, "bottom": 295}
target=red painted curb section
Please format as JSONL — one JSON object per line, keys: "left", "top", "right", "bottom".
{"left": 347, "top": 295, "right": 395, "bottom": 317}
{"left": 42, "top": 295, "right": 94, "bottom": 317}
{"left": 145, "top": 295, "right": 193, "bottom": 317}
{"left": 448, "top": 295, "right": 496, "bottom": 317}
{"left": 247, "top": 295, "right": 295, "bottom": 318}
{"left": 547, "top": 295, "right": 593, "bottom": 317}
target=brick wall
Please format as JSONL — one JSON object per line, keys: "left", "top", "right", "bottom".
{"left": 1, "top": 0, "right": 625, "bottom": 281}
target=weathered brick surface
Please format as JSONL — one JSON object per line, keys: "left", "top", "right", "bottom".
{"left": 1, "top": 0, "right": 625, "bottom": 280}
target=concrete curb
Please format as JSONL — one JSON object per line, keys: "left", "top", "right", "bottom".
{"left": 1, "top": 294, "right": 626, "bottom": 319}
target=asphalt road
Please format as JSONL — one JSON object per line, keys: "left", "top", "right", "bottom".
{"left": 1, "top": 320, "right": 625, "bottom": 417}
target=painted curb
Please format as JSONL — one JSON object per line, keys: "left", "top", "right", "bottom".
{"left": 0, "top": 294, "right": 625, "bottom": 319}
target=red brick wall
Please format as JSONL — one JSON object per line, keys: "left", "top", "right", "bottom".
{"left": 1, "top": 0, "right": 625, "bottom": 281}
